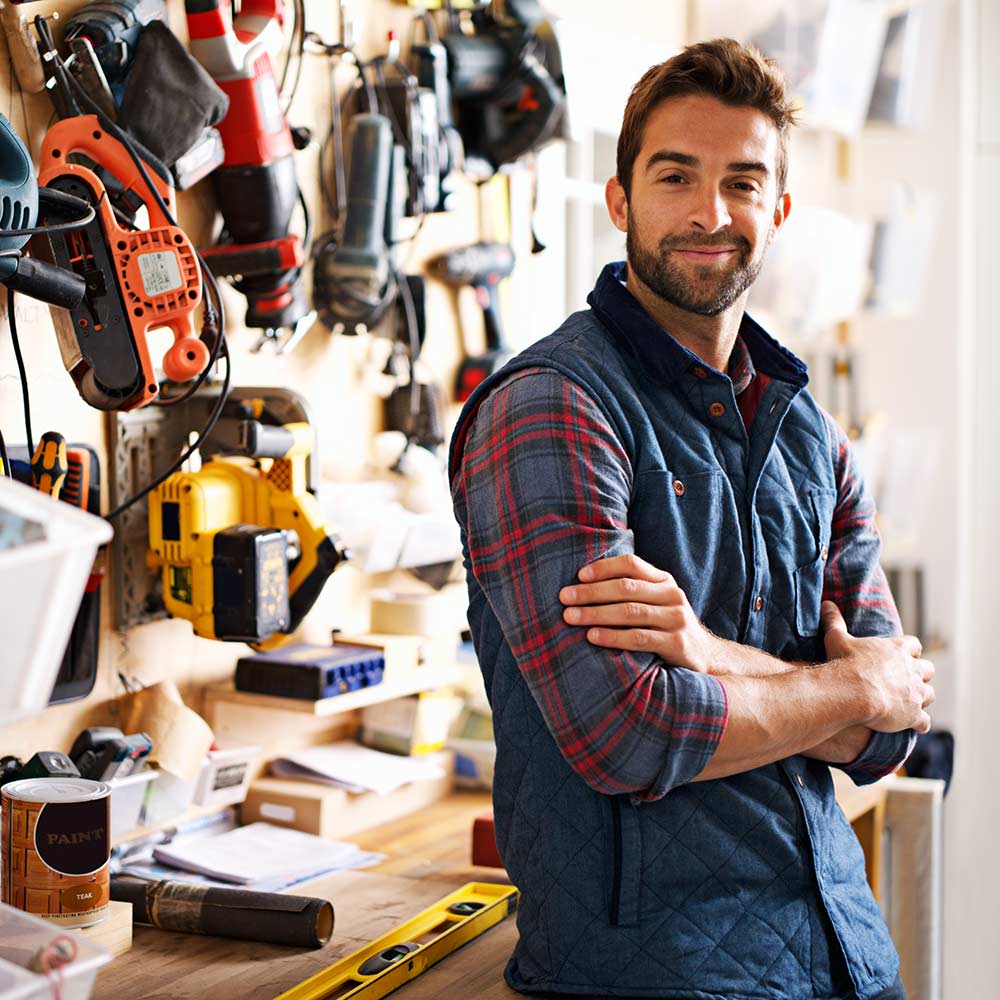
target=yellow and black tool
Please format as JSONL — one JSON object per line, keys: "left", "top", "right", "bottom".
{"left": 275, "top": 882, "right": 518, "bottom": 1000}
{"left": 147, "top": 413, "right": 347, "bottom": 648}
{"left": 31, "top": 431, "right": 68, "bottom": 498}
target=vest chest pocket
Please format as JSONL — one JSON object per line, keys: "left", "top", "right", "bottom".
{"left": 793, "top": 488, "right": 836, "bottom": 637}
{"left": 629, "top": 471, "right": 728, "bottom": 615}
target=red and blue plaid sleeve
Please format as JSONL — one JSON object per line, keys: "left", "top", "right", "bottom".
{"left": 820, "top": 409, "right": 917, "bottom": 785}
{"left": 452, "top": 368, "right": 729, "bottom": 800}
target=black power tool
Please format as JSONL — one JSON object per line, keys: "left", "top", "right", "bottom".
{"left": 429, "top": 242, "right": 515, "bottom": 401}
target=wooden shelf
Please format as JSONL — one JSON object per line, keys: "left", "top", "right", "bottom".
{"left": 204, "top": 663, "right": 465, "bottom": 717}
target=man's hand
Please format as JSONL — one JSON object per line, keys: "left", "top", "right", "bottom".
{"left": 821, "top": 601, "right": 935, "bottom": 735}
{"left": 559, "top": 554, "right": 722, "bottom": 672}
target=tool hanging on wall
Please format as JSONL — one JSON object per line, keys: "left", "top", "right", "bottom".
{"left": 429, "top": 241, "right": 515, "bottom": 402}
{"left": 276, "top": 882, "right": 518, "bottom": 1000}
{"left": 184, "top": 0, "right": 313, "bottom": 347}
{"left": 383, "top": 275, "right": 446, "bottom": 452}
{"left": 147, "top": 410, "right": 348, "bottom": 648}
{"left": 29, "top": 114, "right": 209, "bottom": 410}
{"left": 42, "top": 3, "right": 229, "bottom": 191}
{"left": 434, "top": 0, "right": 566, "bottom": 177}
{"left": 0, "top": 112, "right": 89, "bottom": 309}
{"left": 313, "top": 106, "right": 401, "bottom": 334}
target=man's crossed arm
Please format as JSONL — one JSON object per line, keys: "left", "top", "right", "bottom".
{"left": 560, "top": 554, "right": 935, "bottom": 782}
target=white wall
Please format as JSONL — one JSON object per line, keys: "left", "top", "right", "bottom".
{"left": 942, "top": 0, "right": 1000, "bottom": 995}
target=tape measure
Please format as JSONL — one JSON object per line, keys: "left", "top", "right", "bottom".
{"left": 274, "top": 882, "right": 518, "bottom": 1000}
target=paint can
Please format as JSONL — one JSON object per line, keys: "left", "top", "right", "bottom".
{"left": 1, "top": 777, "right": 111, "bottom": 927}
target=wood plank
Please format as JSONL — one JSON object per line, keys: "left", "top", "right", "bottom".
{"left": 76, "top": 900, "right": 133, "bottom": 959}
{"left": 204, "top": 663, "right": 463, "bottom": 718}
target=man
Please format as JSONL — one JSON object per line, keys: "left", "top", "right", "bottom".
{"left": 449, "top": 38, "right": 934, "bottom": 1000}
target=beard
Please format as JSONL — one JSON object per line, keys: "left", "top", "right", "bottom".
{"left": 626, "top": 217, "right": 766, "bottom": 317}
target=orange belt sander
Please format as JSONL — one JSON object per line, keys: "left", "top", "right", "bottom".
{"left": 30, "top": 114, "right": 209, "bottom": 411}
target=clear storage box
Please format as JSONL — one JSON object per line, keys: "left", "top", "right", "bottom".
{"left": 0, "top": 901, "right": 110, "bottom": 1000}
{"left": 108, "top": 770, "right": 158, "bottom": 841}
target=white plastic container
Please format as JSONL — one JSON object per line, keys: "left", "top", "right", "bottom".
{"left": 108, "top": 770, "right": 158, "bottom": 841}
{"left": 194, "top": 746, "right": 260, "bottom": 808}
{"left": 0, "top": 901, "right": 110, "bottom": 1000}
{"left": 0, "top": 479, "right": 112, "bottom": 728}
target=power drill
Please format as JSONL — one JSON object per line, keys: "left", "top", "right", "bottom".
{"left": 147, "top": 416, "right": 348, "bottom": 648}
{"left": 428, "top": 242, "right": 516, "bottom": 401}
{"left": 184, "top": 0, "right": 308, "bottom": 334}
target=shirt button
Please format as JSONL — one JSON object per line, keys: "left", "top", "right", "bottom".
{"left": 692, "top": 366, "right": 708, "bottom": 379}
{"left": 709, "top": 402, "right": 725, "bottom": 417}
{"left": 754, "top": 596, "right": 763, "bottom": 612}
{"left": 673, "top": 480, "right": 685, "bottom": 497}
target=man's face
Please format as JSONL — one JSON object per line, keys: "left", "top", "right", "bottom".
{"left": 608, "top": 94, "right": 789, "bottom": 317}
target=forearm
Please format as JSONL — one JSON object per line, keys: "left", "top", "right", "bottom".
{"left": 709, "top": 636, "right": 808, "bottom": 676}
{"left": 709, "top": 637, "right": 874, "bottom": 763}
{"left": 694, "top": 662, "right": 870, "bottom": 782}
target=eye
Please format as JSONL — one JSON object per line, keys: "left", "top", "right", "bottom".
{"left": 730, "top": 181, "right": 758, "bottom": 192}
{"left": 661, "top": 173, "right": 687, "bottom": 184}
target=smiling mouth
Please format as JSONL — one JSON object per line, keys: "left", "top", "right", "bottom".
{"left": 673, "top": 247, "right": 739, "bottom": 263}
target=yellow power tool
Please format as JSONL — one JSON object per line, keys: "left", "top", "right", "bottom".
{"left": 147, "top": 417, "right": 347, "bottom": 648}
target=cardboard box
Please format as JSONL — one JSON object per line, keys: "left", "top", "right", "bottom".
{"left": 240, "top": 751, "right": 454, "bottom": 839}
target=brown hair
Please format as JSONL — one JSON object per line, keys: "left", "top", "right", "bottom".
{"left": 616, "top": 38, "right": 799, "bottom": 201}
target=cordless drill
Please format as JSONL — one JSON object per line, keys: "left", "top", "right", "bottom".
{"left": 184, "top": 0, "right": 307, "bottom": 333}
{"left": 428, "top": 242, "right": 516, "bottom": 401}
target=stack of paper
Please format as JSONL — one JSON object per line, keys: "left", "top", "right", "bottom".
{"left": 152, "top": 823, "right": 380, "bottom": 886}
{"left": 269, "top": 742, "right": 446, "bottom": 795}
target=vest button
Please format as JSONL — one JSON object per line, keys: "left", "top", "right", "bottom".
{"left": 673, "top": 480, "right": 685, "bottom": 497}
{"left": 709, "top": 402, "right": 725, "bottom": 417}
{"left": 754, "top": 596, "right": 763, "bottom": 612}
{"left": 821, "top": 546, "right": 829, "bottom": 560}
{"left": 692, "top": 366, "right": 708, "bottom": 379}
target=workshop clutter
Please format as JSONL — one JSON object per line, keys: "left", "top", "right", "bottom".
{"left": 0, "top": 0, "right": 569, "bottom": 662}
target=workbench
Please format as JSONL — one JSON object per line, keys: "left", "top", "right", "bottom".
{"left": 91, "top": 779, "right": 892, "bottom": 1000}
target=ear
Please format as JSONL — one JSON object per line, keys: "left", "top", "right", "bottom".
{"left": 767, "top": 191, "right": 791, "bottom": 245}
{"left": 606, "top": 176, "right": 629, "bottom": 233}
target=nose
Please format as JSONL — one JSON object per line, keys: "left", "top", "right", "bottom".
{"left": 688, "top": 186, "right": 732, "bottom": 234}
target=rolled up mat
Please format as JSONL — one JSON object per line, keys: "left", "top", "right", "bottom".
{"left": 110, "top": 876, "right": 334, "bottom": 948}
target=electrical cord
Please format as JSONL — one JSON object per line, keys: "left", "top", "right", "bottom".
{"left": 279, "top": 0, "right": 307, "bottom": 116}
{"left": 0, "top": 198, "right": 96, "bottom": 238}
{"left": 103, "top": 339, "right": 231, "bottom": 522}
{"left": 7, "top": 288, "right": 33, "bottom": 458}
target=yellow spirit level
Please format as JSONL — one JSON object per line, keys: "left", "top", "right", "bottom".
{"left": 275, "top": 882, "right": 518, "bottom": 1000}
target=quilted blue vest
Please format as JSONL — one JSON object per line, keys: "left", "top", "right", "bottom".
{"left": 450, "top": 265, "right": 899, "bottom": 1000}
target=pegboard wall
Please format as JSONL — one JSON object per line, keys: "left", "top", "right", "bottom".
{"left": 0, "top": 0, "right": 544, "bottom": 758}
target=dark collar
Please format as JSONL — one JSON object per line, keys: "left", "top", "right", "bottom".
{"left": 586, "top": 261, "right": 809, "bottom": 389}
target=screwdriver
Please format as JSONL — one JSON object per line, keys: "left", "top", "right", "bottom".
{"left": 31, "top": 431, "right": 68, "bottom": 499}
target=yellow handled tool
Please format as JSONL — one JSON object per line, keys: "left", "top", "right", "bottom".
{"left": 275, "top": 882, "right": 518, "bottom": 1000}
{"left": 31, "top": 431, "right": 68, "bottom": 498}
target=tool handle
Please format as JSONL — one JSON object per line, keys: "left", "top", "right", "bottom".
{"left": 4, "top": 256, "right": 87, "bottom": 309}
{"left": 32, "top": 431, "right": 68, "bottom": 499}
{"left": 477, "top": 279, "right": 506, "bottom": 351}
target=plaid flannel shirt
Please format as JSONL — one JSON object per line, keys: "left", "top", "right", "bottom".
{"left": 452, "top": 335, "right": 912, "bottom": 800}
